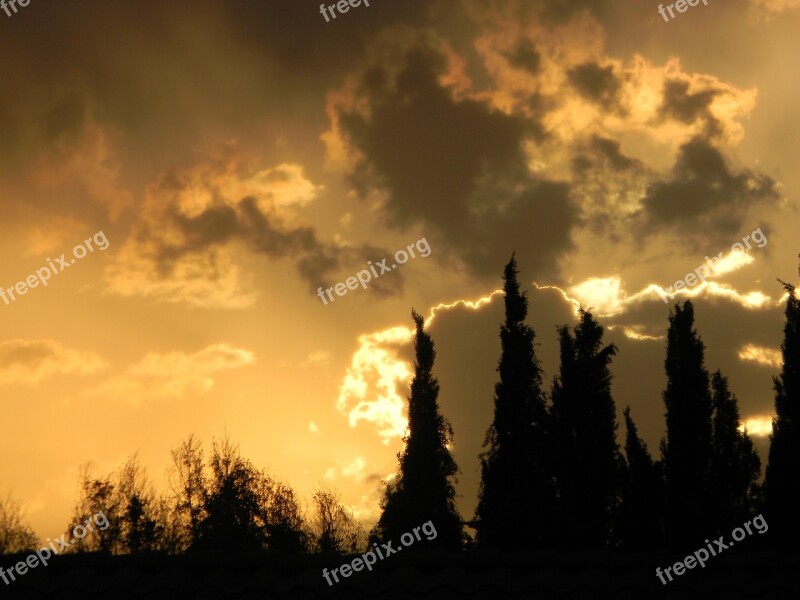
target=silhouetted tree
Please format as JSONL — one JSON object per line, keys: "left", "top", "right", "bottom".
{"left": 68, "top": 466, "right": 123, "bottom": 554}
{"left": 660, "top": 300, "right": 713, "bottom": 550}
{"left": 619, "top": 407, "right": 664, "bottom": 550}
{"left": 0, "top": 493, "right": 38, "bottom": 555}
{"left": 709, "top": 371, "right": 761, "bottom": 536}
{"left": 68, "top": 456, "right": 166, "bottom": 554}
{"left": 117, "top": 456, "right": 160, "bottom": 553}
{"left": 311, "top": 485, "right": 366, "bottom": 554}
{"left": 168, "top": 434, "right": 207, "bottom": 551}
{"left": 550, "top": 309, "right": 624, "bottom": 549}
{"left": 193, "top": 436, "right": 308, "bottom": 554}
{"left": 256, "top": 475, "right": 308, "bottom": 554}
{"left": 374, "top": 309, "right": 463, "bottom": 549}
{"left": 475, "top": 254, "right": 555, "bottom": 549}
{"left": 195, "top": 436, "right": 266, "bottom": 552}
{"left": 765, "top": 266, "right": 800, "bottom": 548}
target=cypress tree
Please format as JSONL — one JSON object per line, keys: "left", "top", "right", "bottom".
{"left": 550, "top": 309, "right": 624, "bottom": 549}
{"left": 619, "top": 407, "right": 664, "bottom": 550}
{"left": 474, "top": 254, "right": 555, "bottom": 549}
{"left": 374, "top": 309, "right": 463, "bottom": 549}
{"left": 660, "top": 300, "right": 713, "bottom": 550}
{"left": 765, "top": 265, "right": 800, "bottom": 548}
{"left": 708, "top": 370, "right": 760, "bottom": 536}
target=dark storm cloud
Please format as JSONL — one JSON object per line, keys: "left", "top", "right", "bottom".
{"left": 41, "top": 94, "right": 88, "bottom": 145}
{"left": 639, "top": 137, "right": 778, "bottom": 242}
{"left": 507, "top": 0, "right": 612, "bottom": 23}
{"left": 567, "top": 62, "right": 623, "bottom": 111}
{"left": 573, "top": 135, "right": 641, "bottom": 174}
{"left": 659, "top": 79, "right": 723, "bottom": 137}
{"left": 337, "top": 39, "right": 578, "bottom": 279}
{"left": 505, "top": 39, "right": 542, "bottom": 73}
{"left": 0, "top": 0, "right": 441, "bottom": 173}
{"left": 145, "top": 190, "right": 403, "bottom": 296}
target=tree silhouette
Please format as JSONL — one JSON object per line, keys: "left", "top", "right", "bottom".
{"left": 168, "top": 434, "right": 207, "bottom": 551}
{"left": 475, "top": 254, "right": 555, "bottom": 549}
{"left": 311, "top": 485, "right": 367, "bottom": 554}
{"left": 709, "top": 370, "right": 761, "bottom": 536}
{"left": 68, "top": 456, "right": 167, "bottom": 554}
{"left": 0, "top": 493, "right": 38, "bottom": 555}
{"left": 256, "top": 475, "right": 308, "bottom": 554}
{"left": 117, "top": 456, "right": 160, "bottom": 553}
{"left": 660, "top": 300, "right": 713, "bottom": 550}
{"left": 195, "top": 436, "right": 267, "bottom": 552}
{"left": 765, "top": 264, "right": 800, "bottom": 549}
{"left": 374, "top": 309, "right": 463, "bottom": 549}
{"left": 68, "top": 466, "right": 124, "bottom": 554}
{"left": 619, "top": 407, "right": 664, "bottom": 550}
{"left": 550, "top": 309, "right": 624, "bottom": 550}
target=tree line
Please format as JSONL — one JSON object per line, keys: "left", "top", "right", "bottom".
{"left": 2, "top": 254, "right": 799, "bottom": 557}
{"left": 374, "top": 254, "right": 799, "bottom": 553}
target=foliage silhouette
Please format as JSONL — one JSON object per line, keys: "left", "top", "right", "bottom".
{"left": 475, "top": 254, "right": 555, "bottom": 549}
{"left": 550, "top": 309, "right": 624, "bottom": 550}
{"left": 310, "top": 484, "right": 367, "bottom": 554}
{"left": 660, "top": 301, "right": 714, "bottom": 550}
{"left": 0, "top": 493, "right": 38, "bottom": 555}
{"left": 765, "top": 261, "right": 800, "bottom": 549}
{"left": 708, "top": 370, "right": 761, "bottom": 537}
{"left": 373, "top": 309, "right": 463, "bottom": 549}
{"left": 619, "top": 407, "right": 664, "bottom": 551}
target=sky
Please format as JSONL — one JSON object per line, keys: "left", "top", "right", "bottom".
{"left": 1, "top": 0, "right": 798, "bottom": 540}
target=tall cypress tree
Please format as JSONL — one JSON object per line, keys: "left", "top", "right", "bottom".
{"left": 619, "top": 407, "right": 664, "bottom": 550}
{"left": 708, "top": 370, "right": 760, "bottom": 536}
{"left": 660, "top": 300, "right": 713, "bottom": 550}
{"left": 765, "top": 266, "right": 800, "bottom": 549}
{"left": 374, "top": 310, "right": 463, "bottom": 549}
{"left": 474, "top": 254, "right": 555, "bottom": 549}
{"left": 550, "top": 309, "right": 624, "bottom": 549}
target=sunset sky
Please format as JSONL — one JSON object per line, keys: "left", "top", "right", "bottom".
{"left": 1, "top": 0, "right": 798, "bottom": 540}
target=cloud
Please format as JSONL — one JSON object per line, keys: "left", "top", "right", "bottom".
{"left": 0, "top": 340, "right": 107, "bottom": 385}
{"left": 740, "top": 415, "right": 774, "bottom": 437}
{"left": 639, "top": 137, "right": 778, "bottom": 243}
{"left": 104, "top": 151, "right": 399, "bottom": 308}
{"left": 24, "top": 92, "right": 134, "bottom": 220}
{"left": 337, "top": 325, "right": 414, "bottom": 444}
{"left": 738, "top": 344, "right": 782, "bottom": 368}
{"left": 322, "top": 456, "right": 369, "bottom": 483}
{"left": 321, "top": 6, "right": 778, "bottom": 283}
{"left": 341, "top": 457, "right": 367, "bottom": 481}
{"left": 540, "top": 274, "right": 777, "bottom": 320}
{"left": 336, "top": 290, "right": 504, "bottom": 443}
{"left": 278, "top": 351, "right": 333, "bottom": 369}
{"left": 323, "top": 30, "right": 578, "bottom": 280}
{"left": 567, "top": 61, "right": 623, "bottom": 111}
{"left": 750, "top": 0, "right": 800, "bottom": 16}
{"left": 85, "top": 343, "right": 254, "bottom": 406}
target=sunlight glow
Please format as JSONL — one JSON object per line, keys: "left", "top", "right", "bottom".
{"left": 739, "top": 415, "right": 774, "bottom": 437}
{"left": 337, "top": 291, "right": 504, "bottom": 443}
{"left": 738, "top": 344, "right": 782, "bottom": 368}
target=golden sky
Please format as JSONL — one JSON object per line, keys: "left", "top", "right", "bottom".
{"left": 1, "top": 0, "right": 798, "bottom": 539}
